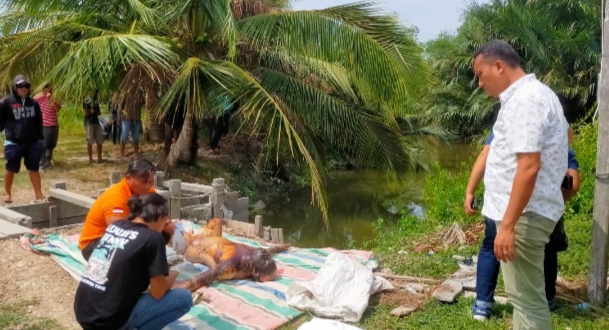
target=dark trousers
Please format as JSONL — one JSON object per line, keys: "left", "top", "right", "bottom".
{"left": 209, "top": 113, "right": 230, "bottom": 149}
{"left": 476, "top": 216, "right": 561, "bottom": 303}
{"left": 5, "top": 140, "right": 44, "bottom": 173}
{"left": 40, "top": 126, "right": 59, "bottom": 169}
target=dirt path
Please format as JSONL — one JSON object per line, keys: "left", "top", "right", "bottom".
{"left": 0, "top": 236, "right": 80, "bottom": 329}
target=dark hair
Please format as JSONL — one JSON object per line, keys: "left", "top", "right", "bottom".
{"left": 473, "top": 40, "right": 521, "bottom": 68}
{"left": 125, "top": 159, "right": 156, "bottom": 180}
{"left": 127, "top": 193, "right": 169, "bottom": 223}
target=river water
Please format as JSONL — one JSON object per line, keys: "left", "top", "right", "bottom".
{"left": 263, "top": 139, "right": 480, "bottom": 248}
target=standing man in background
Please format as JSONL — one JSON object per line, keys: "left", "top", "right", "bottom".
{"left": 472, "top": 40, "right": 568, "bottom": 330}
{"left": 119, "top": 95, "right": 143, "bottom": 161}
{"left": 34, "top": 84, "right": 61, "bottom": 171}
{"left": 83, "top": 91, "right": 104, "bottom": 164}
{"left": 0, "top": 75, "right": 45, "bottom": 204}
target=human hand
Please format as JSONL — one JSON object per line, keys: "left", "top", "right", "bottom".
{"left": 494, "top": 226, "right": 516, "bottom": 262}
{"left": 464, "top": 193, "right": 476, "bottom": 216}
{"left": 172, "top": 229, "right": 186, "bottom": 255}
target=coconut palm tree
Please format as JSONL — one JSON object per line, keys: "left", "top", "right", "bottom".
{"left": 424, "top": 0, "right": 601, "bottom": 138}
{"left": 0, "top": 0, "right": 435, "bottom": 224}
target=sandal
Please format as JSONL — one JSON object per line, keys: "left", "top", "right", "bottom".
{"left": 4, "top": 198, "right": 12, "bottom": 204}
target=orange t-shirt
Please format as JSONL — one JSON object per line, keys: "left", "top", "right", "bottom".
{"left": 79, "top": 178, "right": 156, "bottom": 250}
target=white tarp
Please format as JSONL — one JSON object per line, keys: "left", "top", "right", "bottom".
{"left": 297, "top": 317, "right": 363, "bottom": 330}
{"left": 286, "top": 252, "right": 394, "bottom": 323}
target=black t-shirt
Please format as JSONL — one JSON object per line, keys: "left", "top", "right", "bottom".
{"left": 74, "top": 220, "right": 169, "bottom": 330}
{"left": 83, "top": 98, "right": 101, "bottom": 125}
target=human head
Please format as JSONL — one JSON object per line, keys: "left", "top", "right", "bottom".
{"left": 127, "top": 193, "right": 170, "bottom": 232}
{"left": 473, "top": 40, "right": 524, "bottom": 98}
{"left": 13, "top": 75, "right": 31, "bottom": 98}
{"left": 125, "top": 159, "right": 156, "bottom": 195}
{"left": 42, "top": 84, "right": 52, "bottom": 94}
{"left": 250, "top": 248, "right": 278, "bottom": 282}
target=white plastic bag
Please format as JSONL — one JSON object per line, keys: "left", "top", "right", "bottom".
{"left": 286, "top": 252, "right": 393, "bottom": 322}
{"left": 297, "top": 317, "right": 363, "bottom": 330}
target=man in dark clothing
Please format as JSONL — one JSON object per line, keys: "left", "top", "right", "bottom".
{"left": 209, "top": 94, "right": 234, "bottom": 152}
{"left": 0, "top": 75, "right": 45, "bottom": 203}
{"left": 108, "top": 97, "right": 120, "bottom": 145}
{"left": 83, "top": 91, "right": 104, "bottom": 163}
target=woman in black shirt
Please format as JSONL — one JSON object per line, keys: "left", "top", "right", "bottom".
{"left": 74, "top": 193, "right": 193, "bottom": 330}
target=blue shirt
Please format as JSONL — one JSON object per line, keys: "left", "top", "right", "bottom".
{"left": 484, "top": 131, "right": 578, "bottom": 170}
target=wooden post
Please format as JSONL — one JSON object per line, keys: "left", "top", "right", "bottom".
{"left": 254, "top": 215, "right": 263, "bottom": 238}
{"left": 109, "top": 171, "right": 121, "bottom": 185}
{"left": 589, "top": 0, "right": 609, "bottom": 304}
{"left": 155, "top": 171, "right": 166, "bottom": 189}
{"left": 169, "top": 180, "right": 182, "bottom": 220}
{"left": 278, "top": 228, "right": 284, "bottom": 244}
{"left": 212, "top": 178, "right": 225, "bottom": 220}
{"left": 49, "top": 205, "right": 58, "bottom": 228}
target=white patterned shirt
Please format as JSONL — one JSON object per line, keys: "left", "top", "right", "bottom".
{"left": 482, "top": 74, "right": 568, "bottom": 222}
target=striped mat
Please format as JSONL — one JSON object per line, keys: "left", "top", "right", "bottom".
{"left": 23, "top": 220, "right": 378, "bottom": 330}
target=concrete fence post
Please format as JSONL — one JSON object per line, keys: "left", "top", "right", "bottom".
{"left": 254, "top": 215, "right": 263, "bottom": 238}
{"left": 109, "top": 171, "right": 122, "bottom": 185}
{"left": 169, "top": 180, "right": 182, "bottom": 220}
{"left": 155, "top": 171, "right": 166, "bottom": 189}
{"left": 212, "top": 178, "right": 225, "bottom": 220}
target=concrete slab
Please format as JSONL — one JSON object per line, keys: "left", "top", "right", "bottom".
{"left": 432, "top": 279, "right": 463, "bottom": 303}
{"left": 0, "top": 219, "right": 31, "bottom": 238}
{"left": 462, "top": 277, "right": 476, "bottom": 291}
{"left": 49, "top": 188, "right": 95, "bottom": 209}
{"left": 0, "top": 206, "right": 32, "bottom": 227}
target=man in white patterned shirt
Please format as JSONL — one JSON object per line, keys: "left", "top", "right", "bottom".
{"left": 472, "top": 40, "right": 568, "bottom": 330}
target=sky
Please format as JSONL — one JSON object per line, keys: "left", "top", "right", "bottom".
{"left": 290, "top": 0, "right": 489, "bottom": 42}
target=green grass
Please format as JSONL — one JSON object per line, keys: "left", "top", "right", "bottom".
{"left": 0, "top": 300, "right": 64, "bottom": 330}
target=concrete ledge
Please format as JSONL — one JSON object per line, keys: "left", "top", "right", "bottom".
{"left": 0, "top": 206, "right": 32, "bottom": 227}
{"left": 163, "top": 181, "right": 214, "bottom": 194}
{"left": 49, "top": 188, "right": 95, "bottom": 209}
{"left": 0, "top": 219, "right": 31, "bottom": 239}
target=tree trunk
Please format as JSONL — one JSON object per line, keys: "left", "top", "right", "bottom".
{"left": 168, "top": 109, "right": 198, "bottom": 167}
{"left": 144, "top": 87, "right": 164, "bottom": 143}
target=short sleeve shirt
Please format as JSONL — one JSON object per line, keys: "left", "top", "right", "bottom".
{"left": 482, "top": 74, "right": 569, "bottom": 222}
{"left": 79, "top": 178, "right": 156, "bottom": 249}
{"left": 485, "top": 131, "right": 578, "bottom": 170}
{"left": 74, "top": 220, "right": 169, "bottom": 330}
{"left": 34, "top": 94, "right": 58, "bottom": 127}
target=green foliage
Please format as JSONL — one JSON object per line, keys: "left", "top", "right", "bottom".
{"left": 424, "top": 0, "right": 601, "bottom": 138}
{"left": 365, "top": 121, "right": 598, "bottom": 282}
{"left": 558, "top": 121, "right": 597, "bottom": 279}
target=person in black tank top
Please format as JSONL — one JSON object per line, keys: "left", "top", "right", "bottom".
{"left": 74, "top": 193, "right": 193, "bottom": 330}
